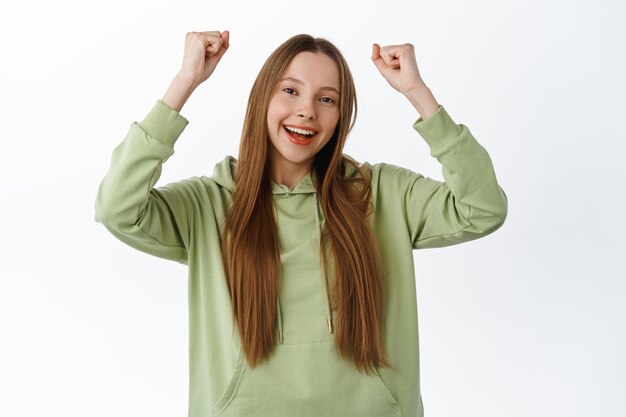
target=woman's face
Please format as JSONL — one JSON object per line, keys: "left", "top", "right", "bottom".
{"left": 266, "top": 51, "right": 341, "bottom": 183}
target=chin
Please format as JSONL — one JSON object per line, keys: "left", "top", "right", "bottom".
{"left": 282, "top": 152, "right": 315, "bottom": 165}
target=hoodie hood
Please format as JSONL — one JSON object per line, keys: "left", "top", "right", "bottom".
{"left": 211, "top": 155, "right": 363, "bottom": 195}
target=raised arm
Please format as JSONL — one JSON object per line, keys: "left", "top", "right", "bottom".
{"left": 94, "top": 31, "right": 230, "bottom": 263}
{"left": 371, "top": 42, "right": 507, "bottom": 249}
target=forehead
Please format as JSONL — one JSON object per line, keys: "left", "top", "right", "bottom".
{"left": 281, "top": 51, "right": 340, "bottom": 89}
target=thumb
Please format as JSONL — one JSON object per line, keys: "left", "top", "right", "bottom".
{"left": 220, "top": 30, "right": 230, "bottom": 50}
{"left": 371, "top": 43, "right": 386, "bottom": 73}
{"left": 213, "top": 30, "right": 230, "bottom": 60}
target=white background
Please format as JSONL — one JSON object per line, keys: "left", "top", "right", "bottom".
{"left": 1, "top": 0, "right": 624, "bottom": 416}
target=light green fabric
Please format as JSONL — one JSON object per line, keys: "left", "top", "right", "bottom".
{"left": 95, "top": 99, "right": 507, "bottom": 417}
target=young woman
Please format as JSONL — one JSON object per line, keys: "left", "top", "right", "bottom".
{"left": 95, "top": 30, "right": 507, "bottom": 417}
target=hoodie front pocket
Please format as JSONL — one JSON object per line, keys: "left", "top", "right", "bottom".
{"left": 212, "top": 340, "right": 401, "bottom": 417}
{"left": 212, "top": 344, "right": 246, "bottom": 414}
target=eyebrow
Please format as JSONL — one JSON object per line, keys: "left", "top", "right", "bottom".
{"left": 280, "top": 76, "right": 340, "bottom": 95}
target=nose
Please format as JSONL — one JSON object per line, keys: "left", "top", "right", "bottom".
{"left": 296, "top": 97, "right": 317, "bottom": 119}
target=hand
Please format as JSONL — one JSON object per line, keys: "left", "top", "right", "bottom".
{"left": 177, "top": 30, "right": 230, "bottom": 86}
{"left": 371, "top": 43, "right": 426, "bottom": 96}
{"left": 371, "top": 42, "right": 440, "bottom": 119}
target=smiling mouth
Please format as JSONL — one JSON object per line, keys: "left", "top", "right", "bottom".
{"left": 283, "top": 126, "right": 318, "bottom": 144}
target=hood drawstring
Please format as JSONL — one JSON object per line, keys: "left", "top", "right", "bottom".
{"left": 277, "top": 296, "right": 284, "bottom": 344}
{"left": 314, "top": 191, "right": 334, "bottom": 335}
{"left": 275, "top": 190, "right": 333, "bottom": 344}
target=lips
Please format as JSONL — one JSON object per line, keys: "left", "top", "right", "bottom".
{"left": 283, "top": 126, "right": 317, "bottom": 145}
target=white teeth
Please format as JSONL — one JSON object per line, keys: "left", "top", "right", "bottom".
{"left": 285, "top": 126, "right": 315, "bottom": 136}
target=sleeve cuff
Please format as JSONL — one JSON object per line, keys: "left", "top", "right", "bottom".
{"left": 138, "top": 100, "right": 190, "bottom": 147}
{"left": 411, "top": 105, "right": 464, "bottom": 154}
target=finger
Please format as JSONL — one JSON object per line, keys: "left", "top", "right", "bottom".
{"left": 221, "top": 30, "right": 230, "bottom": 50}
{"left": 202, "top": 31, "right": 230, "bottom": 55}
{"left": 397, "top": 43, "right": 416, "bottom": 67}
{"left": 379, "top": 46, "right": 401, "bottom": 69}
{"left": 186, "top": 31, "right": 217, "bottom": 50}
{"left": 186, "top": 31, "right": 221, "bottom": 43}
{"left": 371, "top": 43, "right": 390, "bottom": 74}
{"left": 371, "top": 43, "right": 381, "bottom": 61}
{"left": 205, "top": 37, "right": 224, "bottom": 56}
{"left": 213, "top": 32, "right": 230, "bottom": 60}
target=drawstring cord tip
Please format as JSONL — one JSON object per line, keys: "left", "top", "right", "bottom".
{"left": 327, "top": 318, "right": 334, "bottom": 334}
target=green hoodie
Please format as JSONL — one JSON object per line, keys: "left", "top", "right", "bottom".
{"left": 95, "top": 99, "right": 507, "bottom": 417}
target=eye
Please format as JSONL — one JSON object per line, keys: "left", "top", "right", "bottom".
{"left": 283, "top": 87, "right": 297, "bottom": 95}
{"left": 320, "top": 97, "right": 335, "bottom": 104}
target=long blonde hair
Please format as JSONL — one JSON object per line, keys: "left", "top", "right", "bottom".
{"left": 221, "top": 34, "right": 394, "bottom": 374}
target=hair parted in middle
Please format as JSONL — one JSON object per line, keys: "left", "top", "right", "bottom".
{"left": 221, "top": 33, "right": 395, "bottom": 375}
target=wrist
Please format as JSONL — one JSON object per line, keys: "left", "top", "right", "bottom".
{"left": 403, "top": 85, "right": 439, "bottom": 120}
{"left": 174, "top": 72, "right": 202, "bottom": 89}
{"left": 162, "top": 74, "right": 199, "bottom": 113}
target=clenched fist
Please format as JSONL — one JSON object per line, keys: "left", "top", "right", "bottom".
{"left": 371, "top": 43, "right": 426, "bottom": 95}
{"left": 178, "top": 30, "right": 230, "bottom": 86}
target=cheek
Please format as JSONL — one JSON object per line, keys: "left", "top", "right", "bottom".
{"left": 268, "top": 97, "right": 289, "bottom": 118}
{"left": 266, "top": 96, "right": 280, "bottom": 124}
{"left": 327, "top": 113, "right": 340, "bottom": 135}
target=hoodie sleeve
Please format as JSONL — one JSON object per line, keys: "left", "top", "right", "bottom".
{"left": 94, "top": 100, "right": 193, "bottom": 264}
{"left": 374, "top": 105, "right": 508, "bottom": 249}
